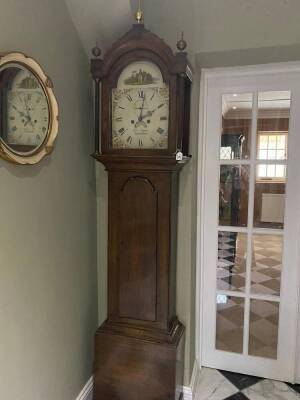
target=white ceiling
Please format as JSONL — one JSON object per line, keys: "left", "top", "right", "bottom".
{"left": 64, "top": 0, "right": 300, "bottom": 60}
{"left": 64, "top": 0, "right": 133, "bottom": 55}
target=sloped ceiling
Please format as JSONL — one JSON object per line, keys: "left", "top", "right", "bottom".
{"left": 64, "top": 0, "right": 133, "bottom": 55}
{"left": 65, "top": 0, "right": 300, "bottom": 60}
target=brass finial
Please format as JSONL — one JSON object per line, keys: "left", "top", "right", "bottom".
{"left": 177, "top": 32, "right": 187, "bottom": 52}
{"left": 135, "top": 0, "right": 143, "bottom": 23}
{"left": 92, "top": 42, "right": 102, "bottom": 58}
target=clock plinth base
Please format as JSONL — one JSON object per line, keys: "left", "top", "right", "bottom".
{"left": 93, "top": 320, "right": 185, "bottom": 400}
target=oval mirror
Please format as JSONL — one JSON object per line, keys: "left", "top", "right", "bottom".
{"left": 0, "top": 53, "right": 58, "bottom": 164}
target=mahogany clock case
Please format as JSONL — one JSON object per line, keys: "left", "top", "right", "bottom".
{"left": 91, "top": 23, "right": 192, "bottom": 400}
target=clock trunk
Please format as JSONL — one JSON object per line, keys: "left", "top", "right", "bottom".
{"left": 93, "top": 160, "right": 186, "bottom": 400}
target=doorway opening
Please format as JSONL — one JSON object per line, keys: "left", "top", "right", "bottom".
{"left": 197, "top": 63, "right": 300, "bottom": 383}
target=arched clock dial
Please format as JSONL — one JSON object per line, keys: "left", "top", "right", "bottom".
{"left": 111, "top": 61, "right": 169, "bottom": 149}
{"left": 7, "top": 80, "right": 49, "bottom": 147}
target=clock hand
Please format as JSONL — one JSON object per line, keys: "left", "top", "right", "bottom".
{"left": 12, "top": 105, "right": 25, "bottom": 117}
{"left": 134, "top": 106, "right": 157, "bottom": 127}
{"left": 24, "top": 97, "right": 35, "bottom": 128}
{"left": 140, "top": 108, "right": 156, "bottom": 120}
{"left": 138, "top": 93, "right": 146, "bottom": 121}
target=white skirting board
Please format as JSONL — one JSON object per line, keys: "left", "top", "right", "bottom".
{"left": 182, "top": 360, "right": 201, "bottom": 400}
{"left": 76, "top": 376, "right": 93, "bottom": 400}
{"left": 76, "top": 361, "right": 201, "bottom": 400}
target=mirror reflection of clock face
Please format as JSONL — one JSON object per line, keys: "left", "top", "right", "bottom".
{"left": 0, "top": 64, "right": 49, "bottom": 154}
{"left": 111, "top": 61, "right": 169, "bottom": 149}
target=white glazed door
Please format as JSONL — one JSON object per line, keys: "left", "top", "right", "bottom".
{"left": 201, "top": 64, "right": 300, "bottom": 382}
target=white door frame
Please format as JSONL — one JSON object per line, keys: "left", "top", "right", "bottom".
{"left": 195, "top": 61, "right": 300, "bottom": 383}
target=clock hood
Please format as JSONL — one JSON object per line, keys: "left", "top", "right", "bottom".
{"left": 91, "top": 23, "right": 192, "bottom": 81}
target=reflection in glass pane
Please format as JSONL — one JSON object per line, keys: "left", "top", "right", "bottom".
{"left": 276, "top": 165, "right": 285, "bottom": 178}
{"left": 251, "top": 235, "right": 283, "bottom": 296}
{"left": 254, "top": 175, "right": 285, "bottom": 229}
{"left": 268, "top": 135, "right": 277, "bottom": 149}
{"left": 0, "top": 65, "right": 50, "bottom": 154}
{"left": 219, "top": 165, "right": 250, "bottom": 227}
{"left": 257, "top": 133, "right": 288, "bottom": 161}
{"left": 221, "top": 93, "right": 253, "bottom": 160}
{"left": 249, "top": 300, "right": 279, "bottom": 359}
{"left": 256, "top": 90, "right": 290, "bottom": 198}
{"left": 216, "top": 296, "right": 244, "bottom": 353}
{"left": 217, "top": 232, "right": 247, "bottom": 292}
{"left": 267, "top": 165, "right": 275, "bottom": 177}
{"left": 277, "top": 135, "right": 286, "bottom": 148}
{"left": 277, "top": 150, "right": 285, "bottom": 160}
{"left": 259, "top": 149, "right": 267, "bottom": 159}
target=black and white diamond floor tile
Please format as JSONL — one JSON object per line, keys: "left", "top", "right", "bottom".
{"left": 224, "top": 393, "right": 249, "bottom": 400}
{"left": 219, "top": 370, "right": 262, "bottom": 391}
{"left": 194, "top": 368, "right": 300, "bottom": 399}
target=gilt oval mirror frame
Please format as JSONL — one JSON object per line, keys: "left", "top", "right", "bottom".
{"left": 0, "top": 52, "right": 59, "bottom": 164}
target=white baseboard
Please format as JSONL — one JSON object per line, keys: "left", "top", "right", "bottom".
{"left": 76, "top": 361, "right": 201, "bottom": 400}
{"left": 182, "top": 360, "right": 201, "bottom": 400}
{"left": 182, "top": 385, "right": 193, "bottom": 400}
{"left": 76, "top": 376, "right": 93, "bottom": 400}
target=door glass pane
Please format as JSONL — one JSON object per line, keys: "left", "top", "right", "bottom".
{"left": 217, "top": 231, "right": 247, "bottom": 292}
{"left": 221, "top": 93, "right": 253, "bottom": 160}
{"left": 249, "top": 300, "right": 279, "bottom": 359}
{"left": 257, "top": 92, "right": 290, "bottom": 148}
{"left": 219, "top": 165, "right": 250, "bottom": 227}
{"left": 216, "top": 295, "right": 244, "bottom": 353}
{"left": 251, "top": 234, "right": 283, "bottom": 296}
{"left": 254, "top": 91, "right": 290, "bottom": 229}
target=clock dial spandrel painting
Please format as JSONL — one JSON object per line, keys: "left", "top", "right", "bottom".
{"left": 111, "top": 61, "right": 169, "bottom": 149}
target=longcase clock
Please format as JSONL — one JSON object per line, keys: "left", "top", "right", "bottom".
{"left": 91, "top": 11, "right": 192, "bottom": 400}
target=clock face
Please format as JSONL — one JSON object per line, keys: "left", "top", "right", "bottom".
{"left": 0, "top": 65, "right": 49, "bottom": 153}
{"left": 112, "top": 61, "right": 169, "bottom": 149}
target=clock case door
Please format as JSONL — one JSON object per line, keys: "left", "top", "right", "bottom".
{"left": 107, "top": 170, "right": 179, "bottom": 334}
{"left": 91, "top": 23, "right": 192, "bottom": 158}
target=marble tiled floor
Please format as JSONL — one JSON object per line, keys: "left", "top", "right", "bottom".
{"left": 194, "top": 368, "right": 300, "bottom": 400}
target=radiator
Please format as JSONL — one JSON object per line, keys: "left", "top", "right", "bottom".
{"left": 261, "top": 193, "right": 285, "bottom": 223}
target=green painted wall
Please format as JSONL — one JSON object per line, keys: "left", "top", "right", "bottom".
{"left": 0, "top": 0, "right": 98, "bottom": 399}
